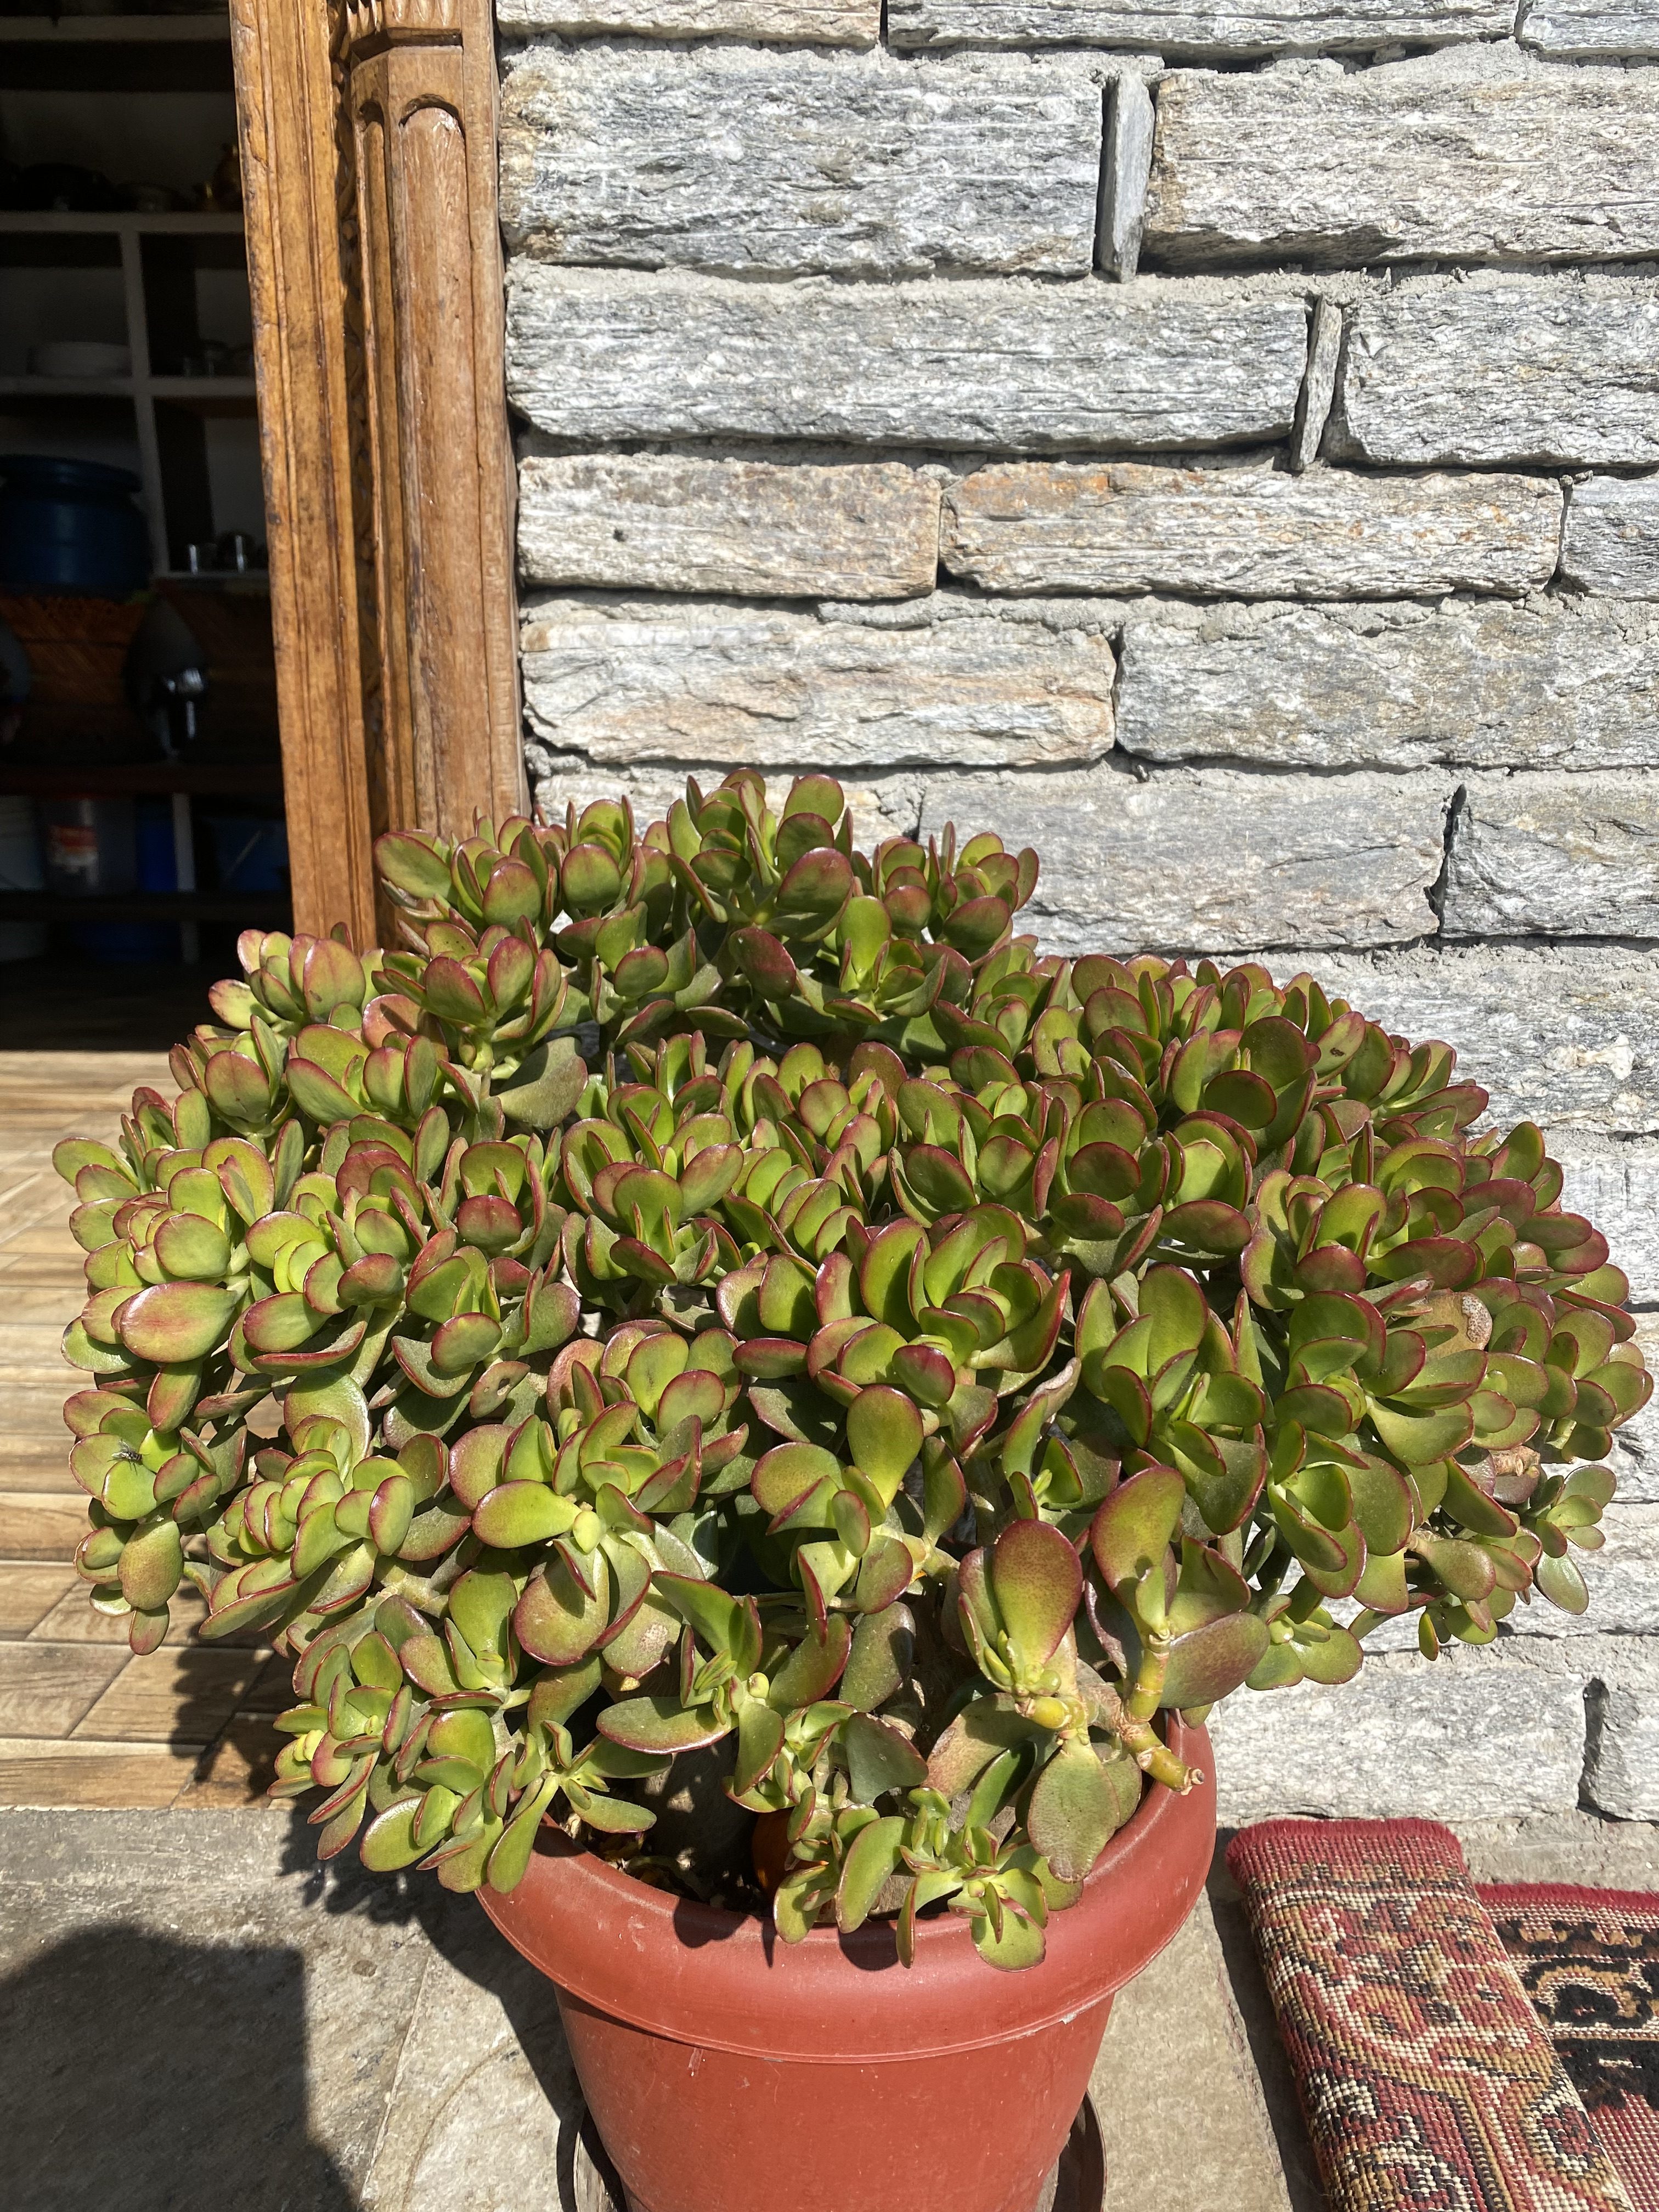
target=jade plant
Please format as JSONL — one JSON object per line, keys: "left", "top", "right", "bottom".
{"left": 58, "top": 774, "right": 1648, "bottom": 1969}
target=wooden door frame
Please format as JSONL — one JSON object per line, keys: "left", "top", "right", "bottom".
{"left": 229, "top": 0, "right": 522, "bottom": 943}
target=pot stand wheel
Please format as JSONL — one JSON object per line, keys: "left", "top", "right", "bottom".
{"left": 569, "top": 2096, "right": 1106, "bottom": 2212}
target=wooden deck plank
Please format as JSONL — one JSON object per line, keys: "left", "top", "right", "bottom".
{"left": 0, "top": 1565, "right": 77, "bottom": 1639}
{"left": 0, "top": 1737, "right": 204, "bottom": 1809}
{"left": 174, "top": 1711, "right": 286, "bottom": 1808}
{"left": 0, "top": 1444, "right": 81, "bottom": 1495}
{"left": 31, "top": 1584, "right": 206, "bottom": 1644}
{"left": 72, "top": 1646, "right": 263, "bottom": 1745}
{"left": 0, "top": 1493, "right": 98, "bottom": 1560}
{"left": 0, "top": 1641, "right": 129, "bottom": 1737}
{"left": 0, "top": 1048, "right": 280, "bottom": 1810}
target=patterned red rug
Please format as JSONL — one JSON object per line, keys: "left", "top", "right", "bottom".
{"left": 1481, "top": 1884, "right": 1659, "bottom": 2211}
{"left": 1227, "top": 1818, "right": 1640, "bottom": 2212}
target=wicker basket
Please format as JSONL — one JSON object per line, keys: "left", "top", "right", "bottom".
{"left": 0, "top": 594, "right": 146, "bottom": 710}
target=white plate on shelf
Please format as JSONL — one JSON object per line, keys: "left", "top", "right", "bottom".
{"left": 27, "top": 342, "right": 132, "bottom": 379}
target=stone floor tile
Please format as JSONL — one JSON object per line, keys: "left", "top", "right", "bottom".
{"left": 0, "top": 1563, "right": 75, "bottom": 1639}
{"left": 362, "top": 1895, "right": 579, "bottom": 2212}
{"left": 1456, "top": 1807, "right": 1659, "bottom": 1888}
{"left": 72, "top": 1646, "right": 262, "bottom": 1745}
{"left": 1093, "top": 1888, "right": 1295, "bottom": 2212}
{"left": 0, "top": 1641, "right": 129, "bottom": 1737}
{"left": 1204, "top": 1866, "right": 1328, "bottom": 2212}
{"left": 0, "top": 1805, "right": 433, "bottom": 2208}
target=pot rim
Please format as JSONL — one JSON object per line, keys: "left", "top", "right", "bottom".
{"left": 480, "top": 1719, "right": 1215, "bottom": 2061}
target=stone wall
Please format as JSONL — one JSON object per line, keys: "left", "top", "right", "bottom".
{"left": 495, "top": 0, "right": 1659, "bottom": 1826}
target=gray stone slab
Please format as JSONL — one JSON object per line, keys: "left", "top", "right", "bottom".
{"left": 1289, "top": 296, "right": 1341, "bottom": 473}
{"left": 1208, "top": 1641, "right": 1588, "bottom": 1822}
{"left": 1552, "top": 1136, "right": 1659, "bottom": 1313}
{"left": 497, "top": 0, "right": 879, "bottom": 37}
{"left": 1587, "top": 1683, "right": 1659, "bottom": 1819}
{"left": 1114, "top": 595, "right": 1659, "bottom": 771}
{"left": 1442, "top": 770, "right": 1659, "bottom": 940}
{"left": 918, "top": 764, "right": 1451, "bottom": 953}
{"left": 1249, "top": 944, "right": 1659, "bottom": 1133}
{"left": 1092, "top": 1895, "right": 1295, "bottom": 2212}
{"left": 888, "top": 0, "right": 1513, "bottom": 55}
{"left": 519, "top": 595, "right": 1116, "bottom": 772}
{"left": 1522, "top": 0, "right": 1659, "bottom": 58}
{"left": 1293, "top": 1650, "right": 1659, "bottom": 1842}
{"left": 1607, "top": 1312, "right": 1659, "bottom": 1505}
{"left": 940, "top": 463, "right": 1559, "bottom": 600}
{"left": 1146, "top": 46, "right": 1659, "bottom": 272}
{"left": 362, "top": 1901, "right": 578, "bottom": 2212}
{"left": 504, "top": 266, "right": 1311, "bottom": 452}
{"left": 499, "top": 48, "right": 1103, "bottom": 280}
{"left": 818, "top": 585, "right": 1130, "bottom": 634}
{"left": 517, "top": 455, "right": 942, "bottom": 601}
{"left": 1561, "top": 475, "right": 1659, "bottom": 599}
{"left": 0, "top": 1809, "right": 436, "bottom": 2211}
{"left": 1328, "top": 275, "right": 1659, "bottom": 469}
{"left": 1455, "top": 1806, "right": 1659, "bottom": 1884}
{"left": 1101, "top": 72, "right": 1156, "bottom": 280}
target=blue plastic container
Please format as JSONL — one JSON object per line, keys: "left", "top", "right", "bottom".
{"left": 209, "top": 813, "right": 289, "bottom": 895}
{"left": 0, "top": 455, "right": 150, "bottom": 596}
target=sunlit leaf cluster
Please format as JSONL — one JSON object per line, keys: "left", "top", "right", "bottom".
{"left": 57, "top": 773, "right": 1647, "bottom": 1969}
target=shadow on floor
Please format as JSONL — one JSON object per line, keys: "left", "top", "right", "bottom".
{"left": 0, "top": 1925, "right": 357, "bottom": 2212}
{"left": 278, "top": 1830, "right": 592, "bottom": 2205}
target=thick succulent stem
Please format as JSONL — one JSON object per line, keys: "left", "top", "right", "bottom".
{"left": 1114, "top": 1712, "right": 1199, "bottom": 1793}
{"left": 1126, "top": 1630, "right": 1169, "bottom": 1723}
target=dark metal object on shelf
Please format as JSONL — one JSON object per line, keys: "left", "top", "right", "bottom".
{"left": 154, "top": 579, "right": 279, "bottom": 757}
{"left": 216, "top": 528, "right": 260, "bottom": 572}
{"left": 8, "top": 162, "right": 122, "bottom": 213}
{"left": 180, "top": 530, "right": 267, "bottom": 573}
{"left": 157, "top": 662, "right": 206, "bottom": 752}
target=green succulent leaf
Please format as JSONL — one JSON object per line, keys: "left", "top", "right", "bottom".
{"left": 1026, "top": 1740, "right": 1124, "bottom": 1883}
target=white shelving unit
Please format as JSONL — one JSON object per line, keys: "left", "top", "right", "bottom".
{"left": 0, "top": 12, "right": 280, "bottom": 960}
{"left": 0, "top": 209, "right": 255, "bottom": 574}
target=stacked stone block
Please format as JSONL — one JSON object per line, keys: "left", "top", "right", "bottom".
{"left": 496, "top": 0, "right": 1659, "bottom": 1825}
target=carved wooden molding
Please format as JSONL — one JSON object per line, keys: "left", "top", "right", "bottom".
{"left": 230, "top": 0, "right": 378, "bottom": 946}
{"left": 343, "top": 0, "right": 466, "bottom": 50}
{"left": 231, "top": 0, "right": 521, "bottom": 938}
{"left": 348, "top": 6, "right": 524, "bottom": 842}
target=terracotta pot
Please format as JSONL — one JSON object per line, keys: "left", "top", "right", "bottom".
{"left": 481, "top": 1721, "right": 1215, "bottom": 2212}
